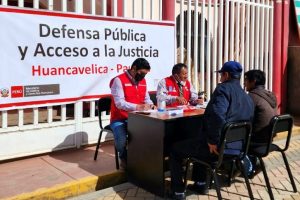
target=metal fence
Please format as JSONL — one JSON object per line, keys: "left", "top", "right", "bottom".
{"left": 176, "top": 0, "right": 274, "bottom": 100}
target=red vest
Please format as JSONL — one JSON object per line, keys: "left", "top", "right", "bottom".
{"left": 165, "top": 76, "right": 191, "bottom": 107}
{"left": 110, "top": 73, "right": 147, "bottom": 122}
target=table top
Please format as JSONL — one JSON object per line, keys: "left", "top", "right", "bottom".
{"left": 129, "top": 108, "right": 205, "bottom": 121}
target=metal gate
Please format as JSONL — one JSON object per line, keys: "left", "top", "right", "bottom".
{"left": 176, "top": 0, "right": 274, "bottom": 101}
{"left": 0, "top": 0, "right": 274, "bottom": 160}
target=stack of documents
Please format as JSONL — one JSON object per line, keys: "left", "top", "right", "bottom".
{"left": 166, "top": 107, "right": 184, "bottom": 116}
{"left": 196, "top": 102, "right": 208, "bottom": 109}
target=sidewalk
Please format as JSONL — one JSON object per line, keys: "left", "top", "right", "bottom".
{"left": 69, "top": 136, "right": 300, "bottom": 200}
{"left": 1, "top": 128, "right": 300, "bottom": 200}
{"left": 0, "top": 142, "right": 127, "bottom": 200}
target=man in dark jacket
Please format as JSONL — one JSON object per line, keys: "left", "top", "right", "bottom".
{"left": 169, "top": 61, "right": 254, "bottom": 200}
{"left": 244, "top": 70, "right": 277, "bottom": 177}
{"left": 244, "top": 69, "right": 277, "bottom": 143}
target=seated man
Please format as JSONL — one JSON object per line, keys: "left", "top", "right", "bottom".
{"left": 110, "top": 58, "right": 154, "bottom": 169}
{"left": 244, "top": 69, "right": 277, "bottom": 143}
{"left": 169, "top": 61, "right": 254, "bottom": 199}
{"left": 244, "top": 69, "right": 277, "bottom": 175}
{"left": 156, "top": 63, "right": 203, "bottom": 107}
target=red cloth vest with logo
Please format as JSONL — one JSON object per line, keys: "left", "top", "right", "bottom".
{"left": 110, "top": 73, "right": 147, "bottom": 122}
{"left": 165, "top": 76, "right": 191, "bottom": 107}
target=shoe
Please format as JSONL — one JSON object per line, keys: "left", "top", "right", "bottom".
{"left": 248, "top": 159, "right": 262, "bottom": 179}
{"left": 120, "top": 159, "right": 127, "bottom": 170}
{"left": 248, "top": 164, "right": 262, "bottom": 179}
{"left": 187, "top": 183, "right": 208, "bottom": 195}
{"left": 168, "top": 192, "right": 186, "bottom": 200}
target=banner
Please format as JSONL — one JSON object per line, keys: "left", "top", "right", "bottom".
{"left": 0, "top": 7, "right": 175, "bottom": 109}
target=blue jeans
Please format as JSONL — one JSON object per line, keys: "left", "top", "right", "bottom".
{"left": 110, "top": 120, "right": 128, "bottom": 160}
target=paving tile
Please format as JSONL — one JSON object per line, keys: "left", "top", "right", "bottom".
{"left": 0, "top": 144, "right": 118, "bottom": 199}
{"left": 78, "top": 136, "right": 300, "bottom": 200}
{"left": 3, "top": 134, "right": 300, "bottom": 200}
{"left": 0, "top": 157, "right": 73, "bottom": 198}
{"left": 126, "top": 188, "right": 138, "bottom": 197}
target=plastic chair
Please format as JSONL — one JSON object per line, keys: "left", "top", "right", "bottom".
{"left": 183, "top": 121, "right": 254, "bottom": 200}
{"left": 93, "top": 97, "right": 119, "bottom": 170}
{"left": 149, "top": 92, "right": 157, "bottom": 106}
{"left": 248, "top": 114, "right": 297, "bottom": 200}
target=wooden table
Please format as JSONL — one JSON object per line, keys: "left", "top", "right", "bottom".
{"left": 127, "top": 109, "right": 205, "bottom": 197}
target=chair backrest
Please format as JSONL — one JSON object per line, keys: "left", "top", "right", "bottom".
{"left": 149, "top": 92, "right": 157, "bottom": 106}
{"left": 217, "top": 121, "right": 252, "bottom": 168}
{"left": 266, "top": 114, "right": 294, "bottom": 153}
{"left": 97, "top": 97, "right": 112, "bottom": 129}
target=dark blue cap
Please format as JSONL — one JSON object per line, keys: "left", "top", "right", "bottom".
{"left": 216, "top": 61, "right": 243, "bottom": 75}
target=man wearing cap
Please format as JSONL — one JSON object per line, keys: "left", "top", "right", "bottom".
{"left": 169, "top": 61, "right": 254, "bottom": 199}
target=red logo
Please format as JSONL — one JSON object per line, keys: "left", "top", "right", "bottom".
{"left": 11, "top": 86, "right": 23, "bottom": 98}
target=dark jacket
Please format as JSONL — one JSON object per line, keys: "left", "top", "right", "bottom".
{"left": 203, "top": 79, "right": 254, "bottom": 145}
{"left": 248, "top": 86, "right": 277, "bottom": 143}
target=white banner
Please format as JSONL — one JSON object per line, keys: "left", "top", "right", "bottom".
{"left": 0, "top": 7, "right": 175, "bottom": 109}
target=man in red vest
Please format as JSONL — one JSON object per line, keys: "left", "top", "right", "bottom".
{"left": 156, "top": 63, "right": 203, "bottom": 107}
{"left": 110, "top": 58, "right": 154, "bottom": 169}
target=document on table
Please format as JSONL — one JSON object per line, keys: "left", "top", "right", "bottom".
{"left": 133, "top": 109, "right": 157, "bottom": 115}
{"left": 196, "top": 102, "right": 208, "bottom": 109}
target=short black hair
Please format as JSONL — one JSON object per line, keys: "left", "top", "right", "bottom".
{"left": 172, "top": 63, "right": 187, "bottom": 75}
{"left": 131, "top": 58, "right": 151, "bottom": 70}
{"left": 244, "top": 69, "right": 266, "bottom": 86}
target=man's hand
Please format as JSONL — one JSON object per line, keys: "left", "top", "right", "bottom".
{"left": 208, "top": 143, "right": 219, "bottom": 155}
{"left": 176, "top": 96, "right": 188, "bottom": 105}
{"left": 136, "top": 104, "right": 151, "bottom": 111}
{"left": 150, "top": 104, "right": 157, "bottom": 110}
{"left": 196, "top": 98, "right": 204, "bottom": 105}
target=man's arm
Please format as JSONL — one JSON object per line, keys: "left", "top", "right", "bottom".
{"left": 143, "top": 82, "right": 154, "bottom": 105}
{"left": 110, "top": 77, "right": 137, "bottom": 111}
{"left": 156, "top": 79, "right": 177, "bottom": 105}
{"left": 206, "top": 86, "right": 229, "bottom": 145}
{"left": 189, "top": 83, "right": 203, "bottom": 105}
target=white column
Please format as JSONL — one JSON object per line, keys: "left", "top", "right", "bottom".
{"left": 33, "top": 107, "right": 39, "bottom": 125}
{"left": 75, "top": 102, "right": 83, "bottom": 148}
{"left": 47, "top": 106, "right": 53, "bottom": 123}
{"left": 193, "top": 0, "right": 199, "bottom": 92}
{"left": 75, "top": 0, "right": 83, "bottom": 13}
{"left": 2, "top": 111, "right": 8, "bottom": 129}
{"left": 187, "top": 0, "right": 192, "bottom": 81}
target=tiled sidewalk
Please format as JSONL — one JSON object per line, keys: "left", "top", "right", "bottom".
{"left": 70, "top": 136, "right": 300, "bottom": 200}
{"left": 0, "top": 143, "right": 126, "bottom": 200}
{"left": 1, "top": 130, "right": 300, "bottom": 200}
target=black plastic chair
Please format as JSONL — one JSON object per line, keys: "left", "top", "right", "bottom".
{"left": 183, "top": 121, "right": 254, "bottom": 200}
{"left": 248, "top": 114, "right": 297, "bottom": 200}
{"left": 93, "top": 97, "right": 119, "bottom": 170}
{"left": 149, "top": 92, "right": 157, "bottom": 106}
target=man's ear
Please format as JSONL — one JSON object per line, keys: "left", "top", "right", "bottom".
{"left": 173, "top": 74, "right": 180, "bottom": 81}
{"left": 131, "top": 66, "right": 136, "bottom": 71}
